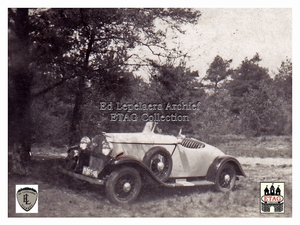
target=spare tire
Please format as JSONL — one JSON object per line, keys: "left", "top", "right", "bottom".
{"left": 143, "top": 147, "right": 172, "bottom": 182}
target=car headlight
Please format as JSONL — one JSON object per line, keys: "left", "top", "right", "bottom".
{"left": 102, "top": 142, "right": 112, "bottom": 156}
{"left": 79, "top": 143, "right": 88, "bottom": 150}
{"left": 80, "top": 136, "right": 91, "bottom": 150}
{"left": 102, "top": 148, "right": 111, "bottom": 156}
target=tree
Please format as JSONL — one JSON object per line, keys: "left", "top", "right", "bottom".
{"left": 193, "top": 55, "right": 234, "bottom": 137}
{"left": 8, "top": 9, "right": 32, "bottom": 174}
{"left": 226, "top": 53, "right": 271, "bottom": 115}
{"left": 148, "top": 60, "right": 204, "bottom": 134}
{"left": 239, "top": 80, "right": 289, "bottom": 136}
{"left": 203, "top": 55, "right": 233, "bottom": 93}
{"left": 273, "top": 58, "right": 292, "bottom": 104}
{"left": 225, "top": 57, "right": 292, "bottom": 136}
{"left": 27, "top": 8, "right": 202, "bottom": 145}
{"left": 272, "top": 58, "right": 292, "bottom": 134}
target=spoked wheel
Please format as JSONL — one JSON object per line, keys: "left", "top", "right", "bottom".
{"left": 143, "top": 147, "right": 172, "bottom": 182}
{"left": 105, "top": 167, "right": 141, "bottom": 204}
{"left": 215, "top": 163, "right": 236, "bottom": 192}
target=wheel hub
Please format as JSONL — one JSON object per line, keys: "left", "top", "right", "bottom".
{"left": 157, "top": 161, "right": 165, "bottom": 171}
{"left": 224, "top": 174, "right": 230, "bottom": 183}
{"left": 123, "top": 182, "right": 131, "bottom": 192}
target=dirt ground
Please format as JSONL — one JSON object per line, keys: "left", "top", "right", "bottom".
{"left": 8, "top": 148, "right": 292, "bottom": 218}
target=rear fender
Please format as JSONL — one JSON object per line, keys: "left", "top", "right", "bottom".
{"left": 206, "top": 156, "right": 246, "bottom": 182}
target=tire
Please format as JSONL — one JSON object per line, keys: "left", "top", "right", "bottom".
{"left": 105, "top": 167, "right": 141, "bottom": 204}
{"left": 214, "top": 163, "right": 236, "bottom": 192}
{"left": 143, "top": 147, "right": 172, "bottom": 182}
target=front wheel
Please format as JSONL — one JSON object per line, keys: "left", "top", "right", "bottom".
{"left": 105, "top": 167, "right": 141, "bottom": 204}
{"left": 214, "top": 163, "right": 236, "bottom": 192}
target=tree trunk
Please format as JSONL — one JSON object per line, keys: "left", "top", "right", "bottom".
{"left": 9, "top": 8, "right": 32, "bottom": 175}
{"left": 69, "top": 30, "right": 95, "bottom": 145}
{"left": 69, "top": 76, "right": 85, "bottom": 145}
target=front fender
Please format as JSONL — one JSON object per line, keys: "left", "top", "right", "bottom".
{"left": 206, "top": 155, "right": 246, "bottom": 182}
{"left": 105, "top": 156, "right": 171, "bottom": 186}
{"left": 67, "top": 145, "right": 80, "bottom": 154}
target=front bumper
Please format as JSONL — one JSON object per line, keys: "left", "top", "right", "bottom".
{"left": 59, "top": 166, "right": 105, "bottom": 186}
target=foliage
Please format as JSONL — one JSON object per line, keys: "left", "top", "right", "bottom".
{"left": 203, "top": 55, "right": 233, "bottom": 92}
{"left": 8, "top": 9, "right": 292, "bottom": 148}
{"left": 273, "top": 58, "right": 292, "bottom": 104}
{"left": 147, "top": 61, "right": 204, "bottom": 134}
{"left": 8, "top": 8, "right": 202, "bottom": 146}
{"left": 191, "top": 54, "right": 292, "bottom": 140}
{"left": 226, "top": 53, "right": 271, "bottom": 115}
{"left": 238, "top": 81, "right": 287, "bottom": 136}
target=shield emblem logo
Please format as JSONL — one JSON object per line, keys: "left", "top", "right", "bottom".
{"left": 16, "top": 187, "right": 38, "bottom": 212}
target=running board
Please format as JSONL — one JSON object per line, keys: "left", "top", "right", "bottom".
{"left": 59, "top": 166, "right": 105, "bottom": 186}
{"left": 165, "top": 179, "right": 214, "bottom": 187}
{"left": 59, "top": 166, "right": 214, "bottom": 188}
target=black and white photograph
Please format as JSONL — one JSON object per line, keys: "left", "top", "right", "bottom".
{"left": 6, "top": 2, "right": 297, "bottom": 221}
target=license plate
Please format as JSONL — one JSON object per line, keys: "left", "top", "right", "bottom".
{"left": 82, "top": 166, "right": 99, "bottom": 178}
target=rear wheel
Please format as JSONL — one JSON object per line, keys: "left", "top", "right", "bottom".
{"left": 215, "top": 163, "right": 236, "bottom": 192}
{"left": 143, "top": 147, "right": 172, "bottom": 182}
{"left": 105, "top": 167, "right": 141, "bottom": 204}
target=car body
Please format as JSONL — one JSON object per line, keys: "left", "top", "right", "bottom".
{"left": 60, "top": 122, "right": 246, "bottom": 204}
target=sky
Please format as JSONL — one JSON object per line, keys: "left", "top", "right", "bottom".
{"left": 169, "top": 8, "right": 292, "bottom": 77}
{"left": 130, "top": 7, "right": 292, "bottom": 80}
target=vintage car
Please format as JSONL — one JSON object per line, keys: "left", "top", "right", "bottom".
{"left": 60, "top": 122, "right": 246, "bottom": 204}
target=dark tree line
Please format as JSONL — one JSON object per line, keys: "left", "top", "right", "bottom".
{"left": 201, "top": 54, "right": 292, "bottom": 137}
{"left": 8, "top": 8, "right": 292, "bottom": 174}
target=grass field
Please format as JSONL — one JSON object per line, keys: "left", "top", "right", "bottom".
{"left": 8, "top": 135, "right": 292, "bottom": 217}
